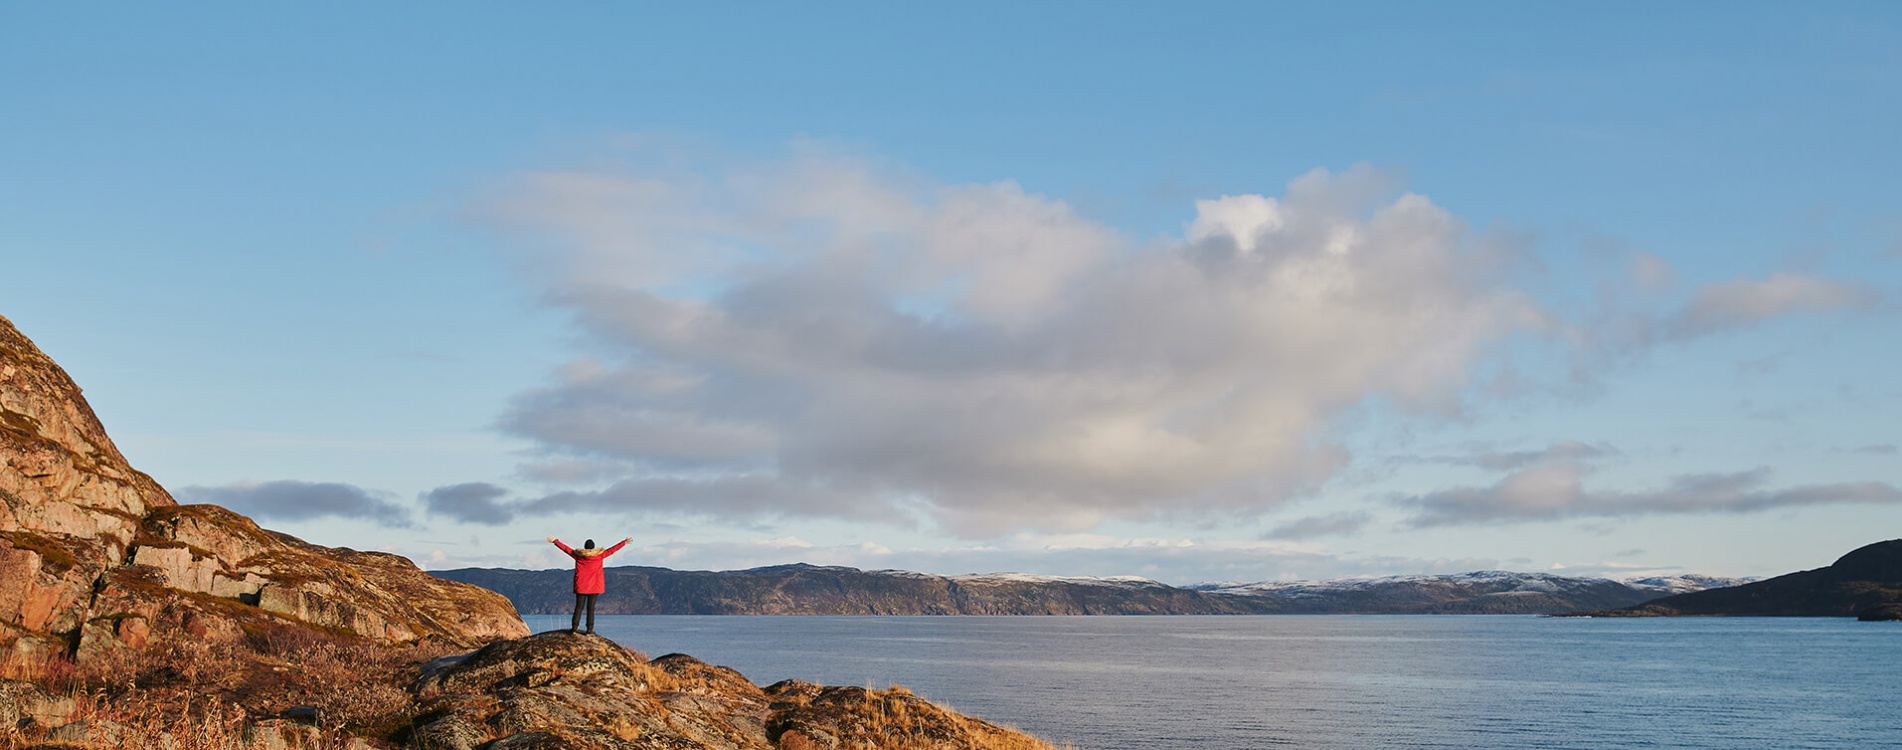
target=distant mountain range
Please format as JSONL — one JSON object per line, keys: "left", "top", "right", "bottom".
{"left": 1574, "top": 539, "right": 1902, "bottom": 620}
{"left": 1188, "top": 571, "right": 1752, "bottom": 615}
{"left": 431, "top": 564, "right": 1750, "bottom": 617}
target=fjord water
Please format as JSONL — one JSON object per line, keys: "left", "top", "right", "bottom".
{"left": 527, "top": 615, "right": 1898, "bottom": 749}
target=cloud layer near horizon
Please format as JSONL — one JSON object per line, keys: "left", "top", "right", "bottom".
{"left": 471, "top": 151, "right": 1883, "bottom": 536}
{"left": 1398, "top": 463, "right": 1902, "bottom": 527}
{"left": 179, "top": 480, "right": 415, "bottom": 529}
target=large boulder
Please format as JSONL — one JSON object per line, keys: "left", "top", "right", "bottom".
{"left": 412, "top": 631, "right": 771, "bottom": 750}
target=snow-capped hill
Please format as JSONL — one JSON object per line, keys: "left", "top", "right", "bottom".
{"left": 1194, "top": 570, "right": 1584, "bottom": 596}
{"left": 952, "top": 572, "right": 1169, "bottom": 589}
{"left": 1624, "top": 574, "right": 1754, "bottom": 595}
{"left": 1185, "top": 570, "right": 1741, "bottom": 614}
{"left": 871, "top": 569, "right": 1169, "bottom": 588}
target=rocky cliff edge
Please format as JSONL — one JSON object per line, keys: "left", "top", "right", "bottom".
{"left": 0, "top": 313, "right": 529, "bottom": 664}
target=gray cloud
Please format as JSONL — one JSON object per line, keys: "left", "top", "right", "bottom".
{"left": 1467, "top": 440, "right": 1616, "bottom": 472}
{"left": 520, "top": 474, "right": 907, "bottom": 526}
{"left": 1567, "top": 270, "right": 1881, "bottom": 376}
{"left": 1397, "top": 464, "right": 1902, "bottom": 527}
{"left": 423, "top": 482, "right": 517, "bottom": 525}
{"left": 1391, "top": 440, "right": 1618, "bottom": 473}
{"left": 472, "top": 150, "right": 1884, "bottom": 537}
{"left": 179, "top": 480, "right": 415, "bottom": 529}
{"left": 422, "top": 475, "right": 902, "bottom": 529}
{"left": 1260, "top": 512, "right": 1372, "bottom": 540}
{"left": 1662, "top": 272, "right": 1878, "bottom": 339}
{"left": 477, "top": 158, "right": 1549, "bottom": 534}
{"left": 1845, "top": 444, "right": 1898, "bottom": 456}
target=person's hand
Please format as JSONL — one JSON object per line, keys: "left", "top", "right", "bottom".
{"left": 621, "top": 537, "right": 632, "bottom": 544}
{"left": 546, "top": 537, "right": 558, "bottom": 543}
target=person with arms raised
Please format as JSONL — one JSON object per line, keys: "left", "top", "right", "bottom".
{"left": 546, "top": 536, "right": 631, "bottom": 634}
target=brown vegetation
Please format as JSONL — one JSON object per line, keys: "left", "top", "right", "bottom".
{"left": 3, "top": 620, "right": 455, "bottom": 748}
{"left": 767, "top": 682, "right": 1066, "bottom": 750}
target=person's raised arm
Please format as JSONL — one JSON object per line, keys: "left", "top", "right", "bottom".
{"left": 548, "top": 537, "right": 576, "bottom": 556}
{"left": 602, "top": 537, "right": 632, "bottom": 557}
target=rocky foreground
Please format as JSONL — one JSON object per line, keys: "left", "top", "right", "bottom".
{"left": 408, "top": 631, "right": 1052, "bottom": 750}
{"left": 0, "top": 313, "right": 1057, "bottom": 749}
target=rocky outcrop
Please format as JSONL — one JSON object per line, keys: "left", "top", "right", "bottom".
{"left": 0, "top": 313, "right": 528, "bottom": 668}
{"left": 406, "top": 631, "right": 1054, "bottom": 750}
{"left": 1572, "top": 539, "right": 1902, "bottom": 618}
{"left": 2, "top": 315, "right": 175, "bottom": 663}
{"left": 0, "top": 315, "right": 174, "bottom": 543}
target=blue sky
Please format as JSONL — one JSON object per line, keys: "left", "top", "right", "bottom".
{"left": 5, "top": 3, "right": 1898, "bottom": 584}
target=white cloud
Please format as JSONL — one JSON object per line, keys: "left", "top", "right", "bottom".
{"left": 1398, "top": 463, "right": 1902, "bottom": 527}
{"left": 1187, "top": 194, "right": 1283, "bottom": 253}
{"left": 473, "top": 155, "right": 1550, "bottom": 536}
{"left": 470, "top": 148, "right": 1884, "bottom": 538}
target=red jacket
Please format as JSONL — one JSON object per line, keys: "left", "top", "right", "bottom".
{"left": 553, "top": 539, "right": 627, "bottom": 595}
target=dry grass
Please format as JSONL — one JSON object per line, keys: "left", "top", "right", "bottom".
{"left": 2, "top": 623, "right": 458, "bottom": 749}
{"left": 774, "top": 684, "right": 1071, "bottom": 750}
{"left": 1, "top": 648, "right": 81, "bottom": 692}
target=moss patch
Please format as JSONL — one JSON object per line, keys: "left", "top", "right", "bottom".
{"left": 0, "top": 530, "right": 84, "bottom": 574}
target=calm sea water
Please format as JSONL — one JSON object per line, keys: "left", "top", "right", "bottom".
{"left": 523, "top": 615, "right": 1899, "bottom": 749}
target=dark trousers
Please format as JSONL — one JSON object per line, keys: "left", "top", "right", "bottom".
{"left": 572, "top": 593, "right": 597, "bottom": 632}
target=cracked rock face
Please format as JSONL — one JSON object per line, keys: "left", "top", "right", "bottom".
{"left": 0, "top": 314, "right": 528, "bottom": 666}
